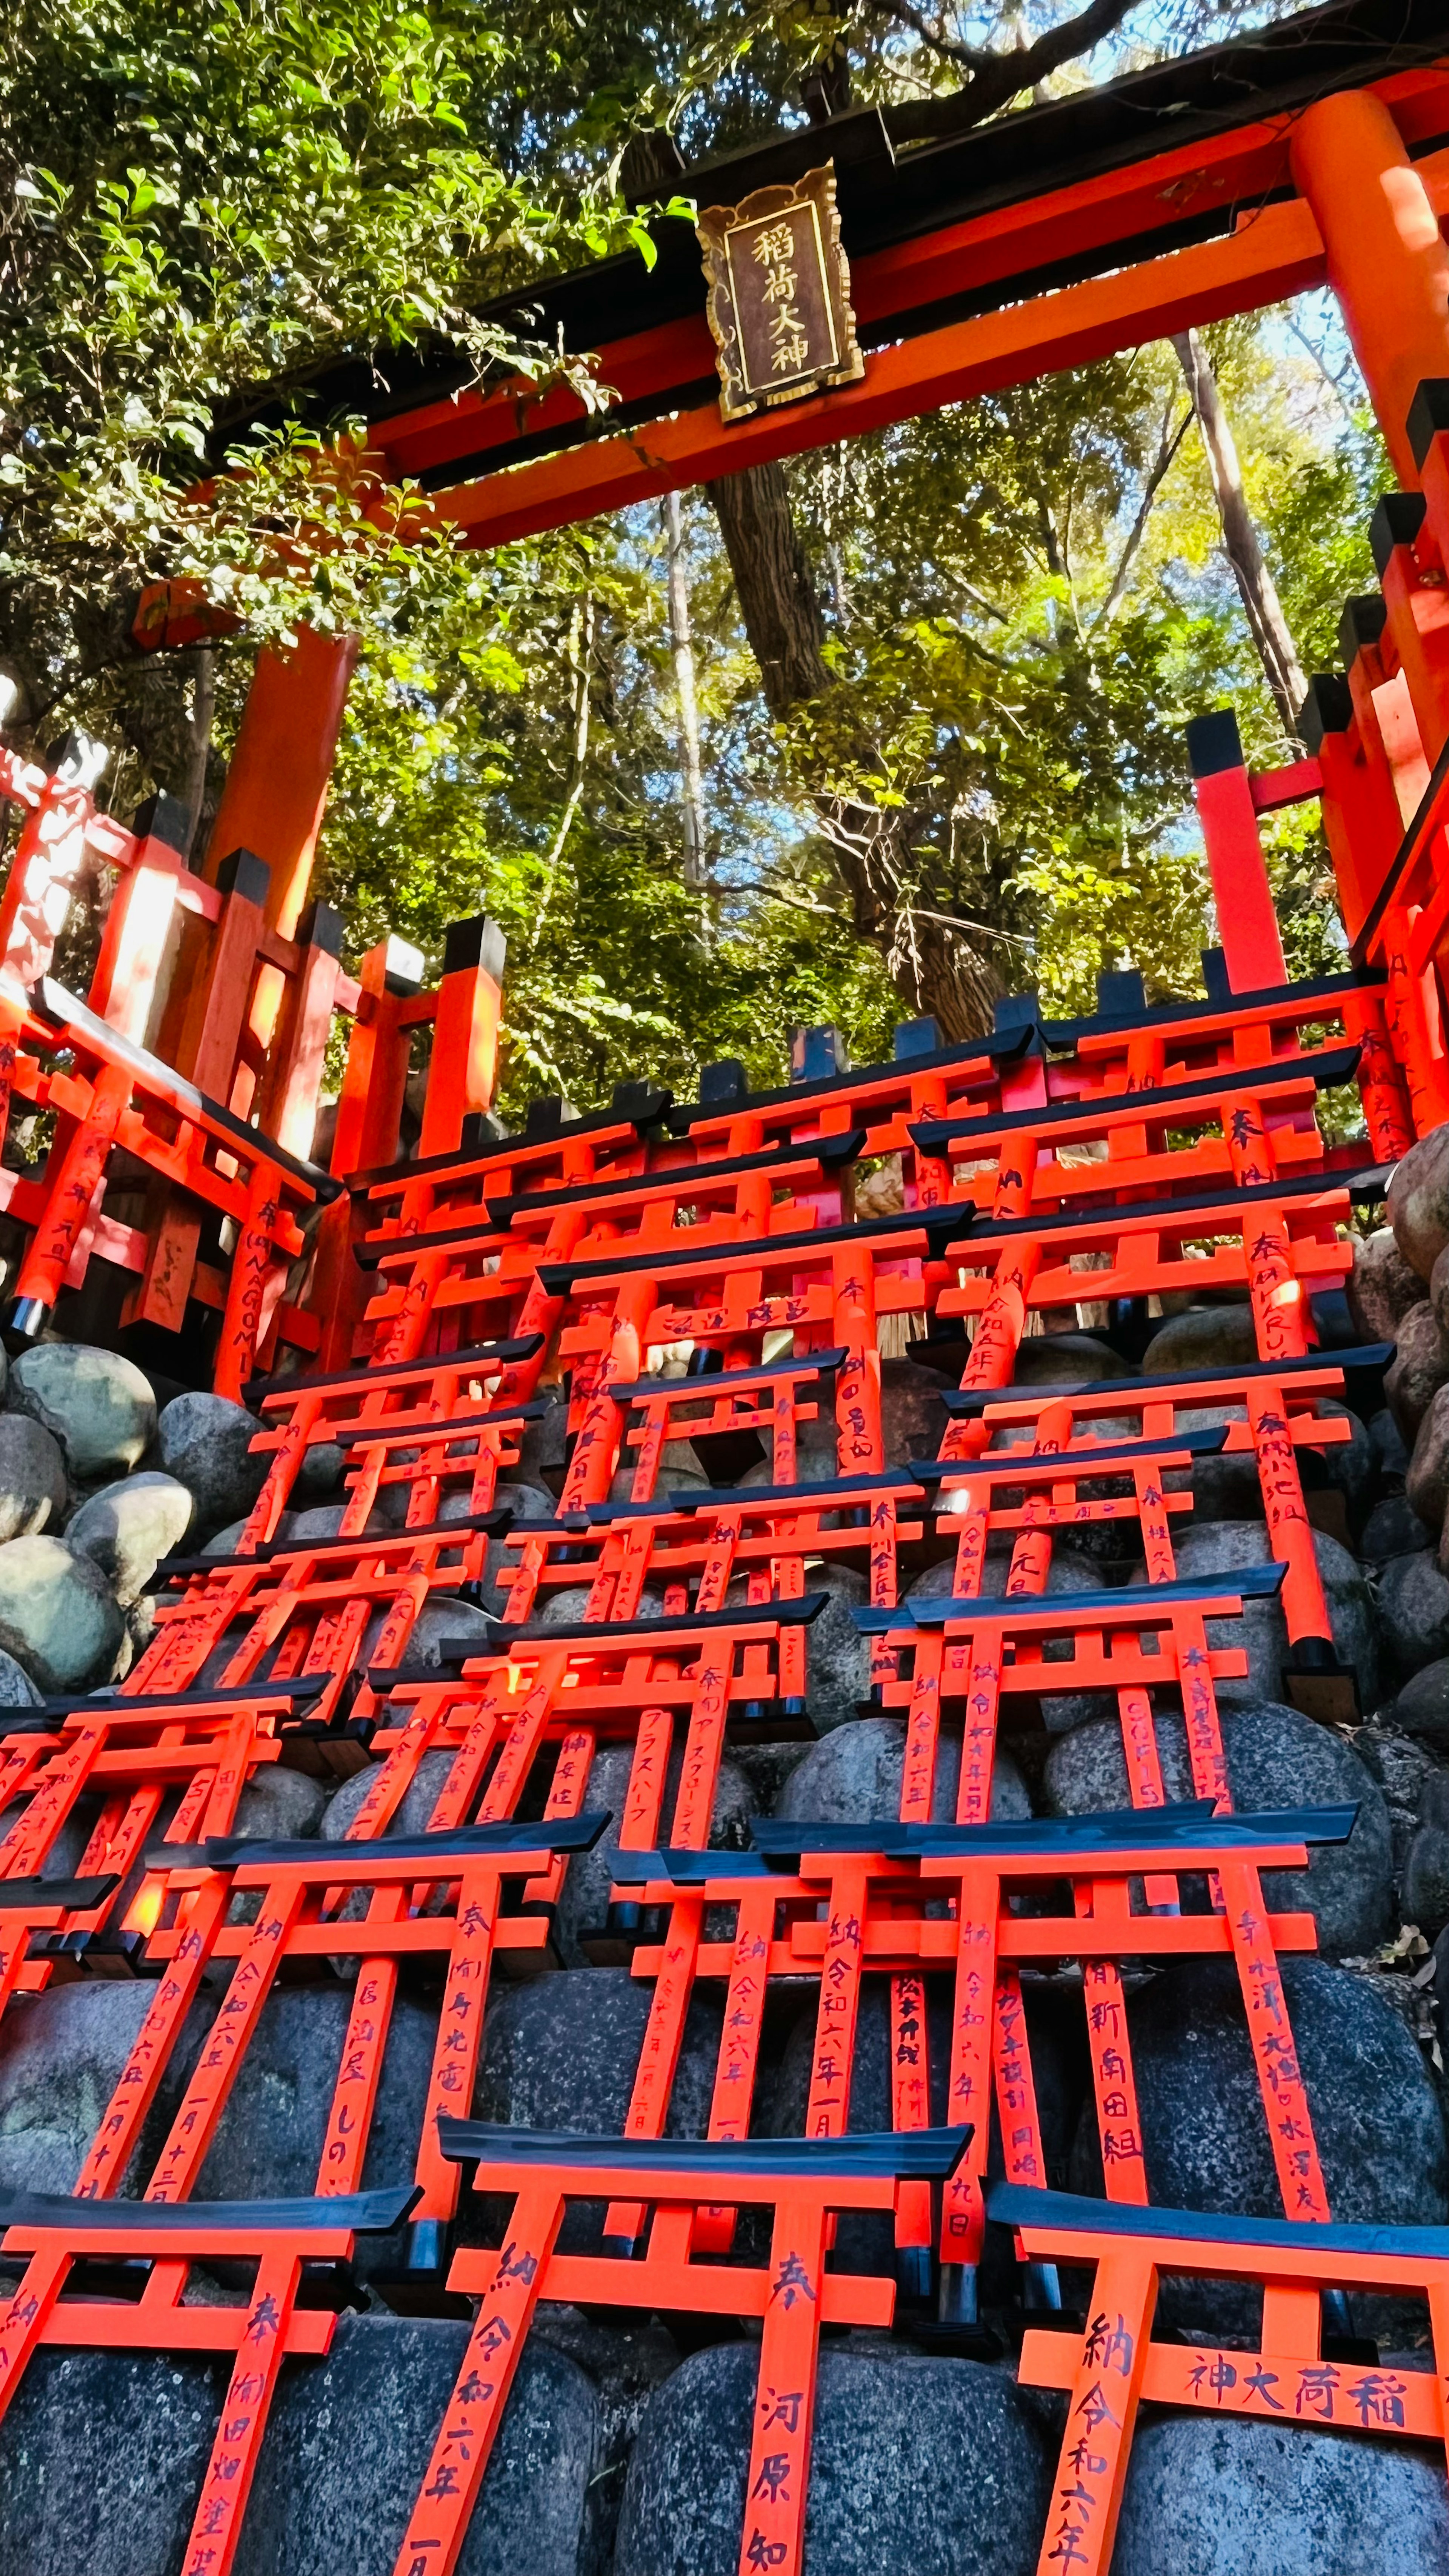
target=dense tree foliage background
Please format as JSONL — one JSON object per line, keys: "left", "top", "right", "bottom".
{"left": 0, "top": 0, "right": 1389, "bottom": 1122}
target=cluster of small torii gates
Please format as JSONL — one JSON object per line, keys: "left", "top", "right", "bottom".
{"left": 9, "top": 13, "right": 1449, "bottom": 2576}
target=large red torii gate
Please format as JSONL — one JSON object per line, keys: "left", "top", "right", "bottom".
{"left": 181, "top": 0, "right": 1449, "bottom": 1024}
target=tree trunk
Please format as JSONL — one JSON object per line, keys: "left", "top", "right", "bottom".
{"left": 178, "top": 644, "right": 215, "bottom": 856}
{"left": 707, "top": 459, "right": 1003, "bottom": 1038}
{"left": 1171, "top": 329, "right": 1309, "bottom": 742}
{"left": 663, "top": 491, "right": 709, "bottom": 934}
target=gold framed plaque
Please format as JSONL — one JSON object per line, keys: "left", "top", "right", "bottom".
{"left": 697, "top": 163, "right": 865, "bottom": 423}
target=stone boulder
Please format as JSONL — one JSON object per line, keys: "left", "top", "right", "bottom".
{"left": 156, "top": 1391, "right": 268, "bottom": 1534}
{"left": 324, "top": 1746, "right": 458, "bottom": 1842}
{"left": 1386, "top": 1301, "right": 1449, "bottom": 1442}
{"left": 1408, "top": 1384, "right": 1449, "bottom": 1532}
{"left": 1401, "top": 1771, "right": 1449, "bottom": 1935}
{"left": 472, "top": 1970, "right": 720, "bottom": 2253}
{"left": 0, "top": 2323, "right": 603, "bottom": 2576}
{"left": 366, "top": 1594, "right": 495, "bottom": 1673}
{"left": 1042, "top": 1697, "right": 1392, "bottom": 1958}
{"left": 1393, "top": 1656, "right": 1449, "bottom": 1744}
{"left": 0, "top": 2348, "right": 228, "bottom": 2576}
{"left": 880, "top": 1356, "right": 953, "bottom": 1467}
{"left": 531, "top": 1582, "right": 663, "bottom": 1630}
{"left": 1142, "top": 1303, "right": 1257, "bottom": 1373}
{"left": 236, "top": 2318, "right": 603, "bottom": 2576}
{"left": 292, "top": 1435, "right": 347, "bottom": 1500}
{"left": 1011, "top": 1332, "right": 1121, "bottom": 1389}
{"left": 0, "top": 1533, "right": 123, "bottom": 1691}
{"left": 189, "top": 1987, "right": 437, "bottom": 2268}
{"left": 615, "top": 2342, "right": 1051, "bottom": 2576}
{"left": 1390, "top": 1120, "right": 1449, "bottom": 1279}
{"left": 1349, "top": 1223, "right": 1432, "bottom": 1340}
{"left": 476, "top": 1967, "right": 718, "bottom": 2141}
{"left": 774, "top": 1713, "right": 1032, "bottom": 1828}
{"left": 0, "top": 1412, "right": 66, "bottom": 1542}
{"left": 9, "top": 1341, "right": 155, "bottom": 1480}
{"left": 1379, "top": 1550, "right": 1449, "bottom": 1681}
{"left": 229, "top": 1763, "right": 326, "bottom": 1842}
{"left": 1361, "top": 1492, "right": 1434, "bottom": 1564}
{"left": 65, "top": 1471, "right": 192, "bottom": 1604}
{"left": 1148, "top": 1520, "right": 1378, "bottom": 1711}
{"left": 514, "top": 1389, "right": 571, "bottom": 1492}
{"left": 0, "top": 1649, "right": 39, "bottom": 1708}
{"left": 1069, "top": 1956, "right": 1449, "bottom": 2338}
{"left": 1111, "top": 2409, "right": 1449, "bottom": 2576}
{"left": 0, "top": 1980, "right": 207, "bottom": 2196}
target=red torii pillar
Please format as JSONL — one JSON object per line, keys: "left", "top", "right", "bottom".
{"left": 1290, "top": 90, "right": 1449, "bottom": 489}
{"left": 204, "top": 625, "right": 359, "bottom": 940}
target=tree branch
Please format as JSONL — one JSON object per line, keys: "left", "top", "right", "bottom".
{"left": 876, "top": 0, "right": 1138, "bottom": 121}
{"left": 1090, "top": 402, "right": 1192, "bottom": 632}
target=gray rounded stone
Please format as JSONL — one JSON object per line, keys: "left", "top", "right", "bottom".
{"left": 236, "top": 2316, "right": 603, "bottom": 2576}
{"left": 0, "top": 1648, "right": 39, "bottom": 1707}
{"left": 1151, "top": 1519, "right": 1378, "bottom": 1710}
{"left": 0, "top": 2320, "right": 602, "bottom": 2576}
{"left": 292, "top": 1435, "right": 347, "bottom": 1500}
{"left": 64, "top": 1470, "right": 193, "bottom": 1604}
{"left": 157, "top": 1390, "right": 269, "bottom": 1535}
{"left": 476, "top": 1968, "right": 718, "bottom": 2144}
{"left": 552, "top": 1740, "right": 755, "bottom": 1965}
{"left": 1350, "top": 1223, "right": 1433, "bottom": 1339}
{"left": 1408, "top": 1385, "right": 1449, "bottom": 1533}
{"left": 615, "top": 2341, "right": 1051, "bottom": 2576}
{"left": 229, "top": 1762, "right": 326, "bottom": 1842}
{"left": 369, "top": 1594, "right": 495, "bottom": 1672}
{"left": 1043, "top": 1697, "right": 1393, "bottom": 1958}
{"left": 9, "top": 1341, "right": 156, "bottom": 1479}
{"left": 514, "top": 1389, "right": 571, "bottom": 1491}
{"left": 1403, "top": 1811, "right": 1449, "bottom": 1933}
{"left": 880, "top": 1356, "right": 953, "bottom": 1467}
{"left": 0, "top": 1533, "right": 124, "bottom": 1690}
{"left": 1011, "top": 1332, "right": 1122, "bottom": 1389}
{"left": 189, "top": 1985, "right": 437, "bottom": 2248}
{"left": 324, "top": 1746, "right": 460, "bottom": 1842}
{"left": 1112, "top": 2408, "right": 1449, "bottom": 2576}
{"left": 0, "top": 1979, "right": 207, "bottom": 2195}
{"left": 202, "top": 1512, "right": 273, "bottom": 1556}
{"left": 1394, "top": 1657, "right": 1449, "bottom": 1745}
{"left": 1390, "top": 1121, "right": 1449, "bottom": 1279}
{"left": 773, "top": 1713, "right": 1031, "bottom": 1827}
{"left": 532, "top": 1582, "right": 663, "bottom": 1630}
{"left": 1363, "top": 1493, "right": 1435, "bottom": 1564}
{"left": 0, "top": 2347, "right": 228, "bottom": 2576}
{"left": 0, "top": 1412, "right": 66, "bottom": 1543}
{"left": 1432, "top": 1244, "right": 1449, "bottom": 1356}
{"left": 496, "top": 1479, "right": 560, "bottom": 1523}
{"left": 1069, "top": 1956, "right": 1448, "bottom": 2337}
{"left": 1379, "top": 1550, "right": 1449, "bottom": 1681}
{"left": 798, "top": 1562, "right": 871, "bottom": 1733}
{"left": 1143, "top": 1303, "right": 1258, "bottom": 1372}
{"left": 1386, "top": 1302, "right": 1449, "bottom": 1442}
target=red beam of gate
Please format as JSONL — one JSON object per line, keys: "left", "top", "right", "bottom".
{"left": 366, "top": 69, "right": 1449, "bottom": 549}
